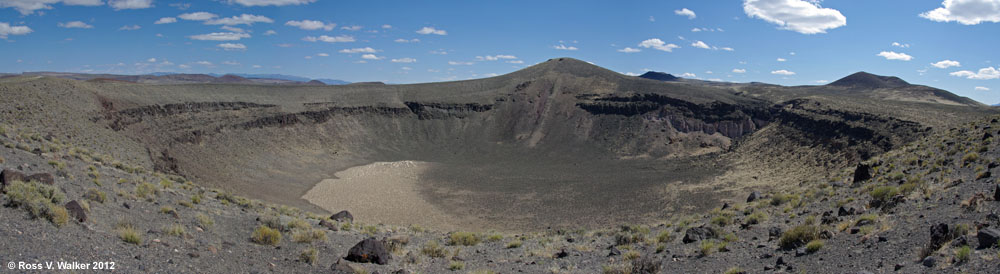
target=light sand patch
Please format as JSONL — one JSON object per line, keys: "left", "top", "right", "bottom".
{"left": 302, "top": 161, "right": 483, "bottom": 231}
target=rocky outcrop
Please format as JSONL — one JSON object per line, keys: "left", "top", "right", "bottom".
{"left": 345, "top": 237, "right": 390, "bottom": 264}
{"left": 331, "top": 211, "right": 353, "bottom": 223}
{"left": 682, "top": 226, "right": 716, "bottom": 243}
{"left": 106, "top": 102, "right": 277, "bottom": 130}
{"left": 403, "top": 102, "right": 493, "bottom": 120}
{"left": 65, "top": 200, "right": 88, "bottom": 222}
{"left": 576, "top": 93, "right": 772, "bottom": 138}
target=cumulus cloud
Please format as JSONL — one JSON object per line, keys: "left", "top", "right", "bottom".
{"left": 931, "top": 59, "right": 961, "bottom": 68}
{"left": 891, "top": 42, "right": 910, "bottom": 48}
{"left": 188, "top": 32, "right": 250, "bottom": 41}
{"left": 302, "top": 35, "right": 354, "bottom": 43}
{"left": 679, "top": 72, "right": 696, "bottom": 77}
{"left": 476, "top": 55, "right": 517, "bottom": 61}
{"left": 691, "top": 40, "right": 710, "bottom": 49}
{"left": 1, "top": 0, "right": 102, "bottom": 15}
{"left": 285, "top": 20, "right": 335, "bottom": 30}
{"left": 263, "top": 30, "right": 277, "bottom": 35}
{"left": 675, "top": 8, "right": 696, "bottom": 19}
{"left": 341, "top": 25, "right": 362, "bottom": 31}
{"left": 921, "top": 0, "right": 1000, "bottom": 25}
{"left": 623, "top": 72, "right": 640, "bottom": 76}
{"left": 391, "top": 57, "right": 416, "bottom": 63}
{"left": 553, "top": 44, "right": 578, "bottom": 50}
{"left": 638, "top": 38, "right": 680, "bottom": 52}
{"left": 361, "top": 54, "right": 383, "bottom": 60}
{"left": 448, "top": 61, "right": 473, "bottom": 65}
{"left": 394, "top": 38, "right": 419, "bottom": 43}
{"left": 316, "top": 53, "right": 328, "bottom": 57}
{"left": 744, "top": 0, "right": 847, "bottom": 34}
{"left": 217, "top": 43, "right": 246, "bottom": 51}
{"left": 507, "top": 60, "right": 524, "bottom": 64}
{"left": 206, "top": 14, "right": 273, "bottom": 26}
{"left": 950, "top": 66, "right": 1000, "bottom": 79}
{"left": 146, "top": 57, "right": 156, "bottom": 62}
{"left": 732, "top": 68, "right": 746, "bottom": 73}
{"left": 155, "top": 17, "right": 177, "bottom": 24}
{"left": 59, "top": 21, "right": 93, "bottom": 28}
{"left": 179, "top": 12, "right": 218, "bottom": 21}
{"left": 338, "top": 47, "right": 378, "bottom": 53}
{"left": 382, "top": 24, "right": 392, "bottom": 29}
{"left": 771, "top": 69, "right": 796, "bottom": 75}
{"left": 226, "top": 0, "right": 315, "bottom": 6}
{"left": 222, "top": 60, "right": 240, "bottom": 65}
{"left": 109, "top": 0, "right": 153, "bottom": 10}
{"left": 195, "top": 61, "right": 212, "bottom": 66}
{"left": 877, "top": 51, "right": 913, "bottom": 61}
{"left": 119, "top": 24, "right": 141, "bottom": 30}
{"left": 975, "top": 86, "right": 990, "bottom": 91}
{"left": 618, "top": 47, "right": 641, "bottom": 53}
{"left": 777, "top": 58, "right": 786, "bottom": 62}
{"left": 416, "top": 26, "right": 446, "bottom": 35}
{"left": 220, "top": 26, "right": 246, "bottom": 32}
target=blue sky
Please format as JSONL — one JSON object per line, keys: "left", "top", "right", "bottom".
{"left": 1, "top": 0, "right": 998, "bottom": 104}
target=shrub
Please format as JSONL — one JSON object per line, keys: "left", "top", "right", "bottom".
{"left": 710, "top": 215, "right": 731, "bottom": 227}
{"left": 117, "top": 223, "right": 142, "bottom": 245}
{"left": 962, "top": 152, "right": 979, "bottom": 165}
{"left": 286, "top": 218, "right": 310, "bottom": 231}
{"left": 179, "top": 201, "right": 193, "bottom": 208}
{"left": 779, "top": 225, "right": 818, "bottom": 250}
{"left": 421, "top": 241, "right": 447, "bottom": 258}
{"left": 300, "top": 247, "right": 318, "bottom": 265}
{"left": 770, "top": 193, "right": 796, "bottom": 206}
{"left": 165, "top": 224, "right": 185, "bottom": 237}
{"left": 699, "top": 240, "right": 718, "bottom": 256}
{"left": 195, "top": 213, "right": 214, "bottom": 229}
{"left": 48, "top": 204, "right": 68, "bottom": 227}
{"left": 252, "top": 225, "right": 282, "bottom": 246}
{"left": 292, "top": 229, "right": 328, "bottom": 243}
{"left": 84, "top": 188, "right": 106, "bottom": 203}
{"left": 746, "top": 211, "right": 768, "bottom": 225}
{"left": 134, "top": 182, "right": 157, "bottom": 199}
{"left": 656, "top": 230, "right": 671, "bottom": 243}
{"left": 956, "top": 245, "right": 971, "bottom": 263}
{"left": 506, "top": 240, "right": 522, "bottom": 249}
{"left": 448, "top": 232, "right": 481, "bottom": 246}
{"left": 4, "top": 180, "right": 67, "bottom": 226}
{"left": 159, "top": 206, "right": 175, "bottom": 215}
{"left": 191, "top": 194, "right": 202, "bottom": 204}
{"left": 448, "top": 260, "right": 465, "bottom": 271}
{"left": 805, "top": 240, "right": 824, "bottom": 253}
{"left": 486, "top": 233, "right": 503, "bottom": 242}
{"left": 870, "top": 186, "right": 898, "bottom": 205}
{"left": 623, "top": 250, "right": 641, "bottom": 261}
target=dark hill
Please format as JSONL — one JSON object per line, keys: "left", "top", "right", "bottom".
{"left": 638, "top": 71, "right": 679, "bottom": 81}
{"left": 828, "top": 71, "right": 910, "bottom": 88}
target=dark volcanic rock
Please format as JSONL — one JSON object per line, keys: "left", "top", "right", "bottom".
{"left": 26, "top": 173, "right": 54, "bottom": 185}
{"left": 930, "top": 223, "right": 950, "bottom": 250}
{"left": 608, "top": 246, "right": 621, "bottom": 256}
{"left": 852, "top": 164, "right": 872, "bottom": 184}
{"left": 921, "top": 256, "right": 936, "bottom": 267}
{"left": 769, "top": 227, "right": 783, "bottom": 240}
{"left": 318, "top": 219, "right": 339, "bottom": 231}
{"left": 65, "top": 200, "right": 88, "bottom": 222}
{"left": 994, "top": 185, "right": 1000, "bottom": 201}
{"left": 976, "top": 228, "right": 1000, "bottom": 249}
{"left": 747, "top": 191, "right": 762, "bottom": 203}
{"left": 682, "top": 226, "right": 716, "bottom": 243}
{"left": 345, "top": 237, "right": 390, "bottom": 264}
{"left": 331, "top": 210, "right": 353, "bottom": 223}
{"left": 838, "top": 206, "right": 855, "bottom": 216}
{"left": 0, "top": 168, "right": 26, "bottom": 192}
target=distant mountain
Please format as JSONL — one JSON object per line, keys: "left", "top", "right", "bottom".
{"left": 195, "top": 73, "right": 350, "bottom": 85}
{"left": 828, "top": 71, "right": 910, "bottom": 89}
{"left": 637, "top": 71, "right": 679, "bottom": 81}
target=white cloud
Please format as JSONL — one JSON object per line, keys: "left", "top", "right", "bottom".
{"left": 195, "top": 61, "right": 213, "bottom": 66}
{"left": 618, "top": 47, "right": 641, "bottom": 53}
{"left": 391, "top": 57, "right": 416, "bottom": 63}
{"left": 263, "top": 30, "right": 277, "bottom": 35}
{"left": 691, "top": 40, "right": 710, "bottom": 49}
{"left": 975, "top": 86, "right": 990, "bottom": 91}
{"left": 476, "top": 55, "right": 517, "bottom": 61}
{"left": 108, "top": 0, "right": 152, "bottom": 10}
{"left": 1, "top": 0, "right": 101, "bottom": 15}
{"left": 179, "top": 12, "right": 218, "bottom": 21}
{"left": 302, "top": 35, "right": 355, "bottom": 42}
{"left": 553, "top": 44, "right": 578, "bottom": 50}
{"left": 638, "top": 38, "right": 680, "bottom": 52}
{"left": 168, "top": 2, "right": 190, "bottom": 10}
{"left": 252, "top": 64, "right": 262, "bottom": 68}
{"left": 178, "top": 64, "right": 191, "bottom": 69}
{"left": 877, "top": 51, "right": 913, "bottom": 61}
{"left": 382, "top": 24, "right": 392, "bottom": 29}
{"left": 189, "top": 32, "right": 250, "bottom": 41}
{"left": 206, "top": 14, "right": 273, "bottom": 26}
{"left": 0, "top": 22, "right": 32, "bottom": 38}
{"left": 950, "top": 66, "right": 1000, "bottom": 79}
{"left": 891, "top": 42, "right": 910, "bottom": 48}
{"left": 743, "top": 0, "right": 847, "bottom": 34}
{"left": 361, "top": 54, "right": 383, "bottom": 60}
{"left": 147, "top": 57, "right": 156, "bottom": 62}
{"left": 339, "top": 47, "right": 378, "bottom": 53}
{"left": 119, "top": 24, "right": 141, "bottom": 30}
{"left": 303, "top": 55, "right": 312, "bottom": 59}
{"left": 507, "top": 60, "right": 524, "bottom": 64}
{"left": 316, "top": 53, "right": 328, "bottom": 57}
{"left": 448, "top": 61, "right": 473, "bottom": 65}
{"left": 771, "top": 69, "right": 796, "bottom": 75}
{"left": 285, "top": 20, "right": 335, "bottom": 30}
{"left": 217, "top": 43, "right": 246, "bottom": 51}
{"left": 675, "top": 8, "right": 696, "bottom": 19}
{"left": 416, "top": 26, "right": 446, "bottom": 35}
{"left": 226, "top": 0, "right": 314, "bottom": 6}
{"left": 155, "top": 17, "right": 177, "bottom": 24}
{"left": 732, "top": 68, "right": 746, "bottom": 73}
{"left": 394, "top": 38, "right": 419, "bottom": 43}
{"left": 679, "top": 72, "right": 696, "bottom": 77}
{"left": 921, "top": 0, "right": 1000, "bottom": 25}
{"left": 777, "top": 58, "right": 787, "bottom": 62}
{"left": 220, "top": 26, "right": 245, "bottom": 32}
{"left": 429, "top": 50, "right": 448, "bottom": 55}
{"left": 720, "top": 47, "right": 734, "bottom": 51}
{"left": 59, "top": 21, "right": 93, "bottom": 29}
{"left": 340, "top": 25, "right": 361, "bottom": 31}
{"left": 931, "top": 59, "right": 961, "bottom": 68}
{"left": 649, "top": 16, "right": 655, "bottom": 22}
{"left": 814, "top": 80, "right": 829, "bottom": 84}
{"left": 623, "top": 72, "right": 640, "bottom": 76}
{"left": 222, "top": 60, "right": 240, "bottom": 65}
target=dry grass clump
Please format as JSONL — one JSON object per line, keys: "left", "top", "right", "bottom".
{"left": 252, "top": 225, "right": 282, "bottom": 246}
{"left": 4, "top": 180, "right": 68, "bottom": 227}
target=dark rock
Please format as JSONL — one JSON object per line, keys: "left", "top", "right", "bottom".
{"left": 878, "top": 235, "right": 887, "bottom": 242}
{"left": 951, "top": 235, "right": 968, "bottom": 247}
{"left": 721, "top": 203, "right": 730, "bottom": 210}
{"left": 630, "top": 255, "right": 661, "bottom": 274}
{"left": 775, "top": 256, "right": 786, "bottom": 266}
{"left": 819, "top": 230, "right": 833, "bottom": 240}
{"left": 555, "top": 249, "right": 569, "bottom": 259}
{"left": 838, "top": 206, "right": 855, "bottom": 216}
{"left": 331, "top": 210, "right": 353, "bottom": 223}
{"left": 994, "top": 185, "right": 1000, "bottom": 201}
{"left": 769, "top": 227, "right": 782, "bottom": 240}
{"left": 25, "top": 173, "right": 54, "bottom": 185}
{"left": 795, "top": 247, "right": 807, "bottom": 257}
{"left": 392, "top": 270, "right": 411, "bottom": 274}
{"left": 682, "top": 226, "right": 716, "bottom": 243}
{"left": 853, "top": 163, "right": 872, "bottom": 184}
{"left": 122, "top": 202, "right": 131, "bottom": 209}
{"left": 850, "top": 227, "right": 861, "bottom": 234}
{"left": 1, "top": 168, "right": 26, "bottom": 192}
{"left": 894, "top": 264, "right": 904, "bottom": 271}
{"left": 747, "top": 191, "right": 762, "bottom": 202}
{"left": 855, "top": 219, "right": 874, "bottom": 227}
{"left": 608, "top": 246, "right": 621, "bottom": 256}
{"left": 319, "top": 219, "right": 339, "bottom": 231}
{"left": 65, "top": 200, "right": 87, "bottom": 222}
{"left": 930, "top": 223, "right": 950, "bottom": 249}
{"left": 821, "top": 212, "right": 838, "bottom": 225}
{"left": 976, "top": 228, "right": 1000, "bottom": 249}
{"left": 345, "top": 237, "right": 390, "bottom": 264}
{"left": 921, "top": 256, "right": 936, "bottom": 267}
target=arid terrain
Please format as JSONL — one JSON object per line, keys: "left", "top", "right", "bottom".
{"left": 2, "top": 58, "right": 999, "bottom": 273}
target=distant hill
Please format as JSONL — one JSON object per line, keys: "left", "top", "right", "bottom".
{"left": 198, "top": 73, "right": 350, "bottom": 85}
{"left": 637, "top": 71, "right": 679, "bottom": 81}
{"left": 828, "top": 71, "right": 909, "bottom": 89}
{"left": 12, "top": 71, "right": 347, "bottom": 85}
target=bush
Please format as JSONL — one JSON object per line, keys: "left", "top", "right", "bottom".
{"left": 710, "top": 215, "right": 731, "bottom": 227}
{"left": 165, "top": 224, "right": 185, "bottom": 237}
{"left": 84, "top": 188, "right": 106, "bottom": 203}
{"left": 506, "top": 240, "right": 522, "bottom": 249}
{"left": 770, "top": 193, "right": 796, "bottom": 206}
{"left": 195, "top": 213, "right": 214, "bottom": 229}
{"left": 656, "top": 230, "right": 671, "bottom": 243}
{"left": 725, "top": 267, "right": 747, "bottom": 274}
{"left": 292, "top": 229, "right": 327, "bottom": 243}
{"left": 48, "top": 204, "right": 68, "bottom": 227}
{"left": 779, "top": 225, "right": 818, "bottom": 250}
{"left": 134, "top": 182, "right": 157, "bottom": 199}
{"left": 448, "top": 260, "right": 465, "bottom": 271}
{"left": 805, "top": 240, "right": 824, "bottom": 253}
{"left": 252, "top": 225, "right": 282, "bottom": 246}
{"left": 117, "top": 223, "right": 142, "bottom": 245}
{"left": 4, "top": 180, "right": 68, "bottom": 226}
{"left": 300, "top": 247, "right": 318, "bottom": 265}
{"left": 956, "top": 245, "right": 971, "bottom": 263}
{"left": 486, "top": 233, "right": 503, "bottom": 242}
{"left": 962, "top": 152, "right": 979, "bottom": 165}
{"left": 699, "top": 240, "right": 718, "bottom": 256}
{"left": 448, "top": 232, "right": 481, "bottom": 246}
{"left": 421, "top": 241, "right": 447, "bottom": 257}
{"left": 746, "top": 211, "right": 768, "bottom": 225}
{"left": 870, "top": 186, "right": 898, "bottom": 205}
{"left": 623, "top": 250, "right": 641, "bottom": 261}
{"left": 286, "top": 218, "right": 310, "bottom": 231}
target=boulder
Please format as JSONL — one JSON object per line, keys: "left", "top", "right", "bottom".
{"left": 747, "top": 191, "right": 762, "bottom": 203}
{"left": 65, "top": 200, "right": 88, "bottom": 222}
{"left": 929, "top": 223, "right": 949, "bottom": 249}
{"left": 682, "top": 226, "right": 716, "bottom": 243}
{"left": 769, "top": 227, "right": 783, "bottom": 240}
{"left": 0, "top": 168, "right": 26, "bottom": 192}
{"left": 608, "top": 246, "right": 621, "bottom": 256}
{"left": 319, "top": 219, "right": 339, "bottom": 231}
{"left": 838, "top": 206, "right": 855, "bottom": 216}
{"left": 331, "top": 210, "right": 353, "bottom": 223}
{"left": 26, "top": 173, "right": 54, "bottom": 185}
{"left": 821, "top": 211, "right": 838, "bottom": 224}
{"left": 921, "top": 256, "right": 936, "bottom": 267}
{"left": 994, "top": 185, "right": 1000, "bottom": 201}
{"left": 852, "top": 163, "right": 872, "bottom": 184}
{"left": 976, "top": 228, "right": 999, "bottom": 249}
{"left": 345, "top": 237, "right": 390, "bottom": 264}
